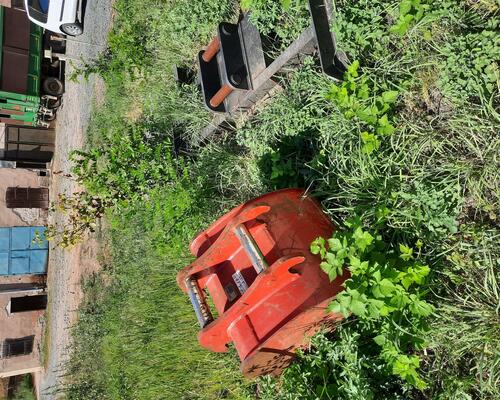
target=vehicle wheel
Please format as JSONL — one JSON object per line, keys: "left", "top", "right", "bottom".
{"left": 61, "top": 22, "right": 83, "bottom": 36}
{"left": 43, "top": 113, "right": 56, "bottom": 122}
{"left": 47, "top": 97, "right": 62, "bottom": 110}
{"left": 43, "top": 78, "right": 64, "bottom": 96}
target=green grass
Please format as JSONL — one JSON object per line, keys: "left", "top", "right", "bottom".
{"left": 61, "top": 0, "right": 499, "bottom": 398}
{"left": 9, "top": 375, "right": 36, "bottom": 400}
{"left": 63, "top": 188, "right": 253, "bottom": 400}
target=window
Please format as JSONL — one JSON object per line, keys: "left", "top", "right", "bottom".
{"left": 10, "top": 294, "right": 47, "bottom": 313}
{"left": 0, "top": 126, "right": 55, "bottom": 167}
{"left": 1, "top": 336, "right": 34, "bottom": 358}
{"left": 26, "top": 0, "right": 49, "bottom": 23}
{"left": 6, "top": 187, "right": 49, "bottom": 209}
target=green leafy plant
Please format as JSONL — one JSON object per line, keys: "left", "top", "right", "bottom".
{"left": 241, "top": 0, "right": 310, "bottom": 52}
{"left": 325, "top": 60, "right": 398, "bottom": 153}
{"left": 259, "top": 328, "right": 408, "bottom": 400}
{"left": 390, "top": 0, "right": 430, "bottom": 36}
{"left": 388, "top": 181, "right": 461, "bottom": 240}
{"left": 10, "top": 374, "right": 36, "bottom": 400}
{"left": 258, "top": 132, "right": 319, "bottom": 189}
{"left": 241, "top": 0, "right": 295, "bottom": 10}
{"left": 46, "top": 192, "right": 111, "bottom": 248}
{"left": 311, "top": 218, "right": 433, "bottom": 388}
{"left": 438, "top": 29, "right": 500, "bottom": 105}
{"left": 330, "top": 0, "right": 392, "bottom": 62}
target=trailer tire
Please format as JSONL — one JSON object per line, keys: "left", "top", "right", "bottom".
{"left": 43, "top": 113, "right": 56, "bottom": 122}
{"left": 48, "top": 97, "right": 62, "bottom": 110}
{"left": 43, "top": 78, "right": 64, "bottom": 96}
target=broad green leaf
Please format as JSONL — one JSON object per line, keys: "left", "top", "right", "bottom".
{"left": 328, "top": 270, "right": 338, "bottom": 281}
{"left": 320, "top": 261, "right": 331, "bottom": 272}
{"left": 379, "top": 278, "right": 396, "bottom": 296}
{"left": 310, "top": 237, "right": 325, "bottom": 255}
{"left": 361, "top": 134, "right": 380, "bottom": 154}
{"left": 353, "top": 227, "right": 374, "bottom": 252}
{"left": 347, "top": 60, "right": 360, "bottom": 78}
{"left": 356, "top": 108, "right": 377, "bottom": 124}
{"left": 280, "top": 0, "right": 292, "bottom": 9}
{"left": 373, "top": 334, "right": 386, "bottom": 346}
{"left": 415, "top": 264, "right": 430, "bottom": 280}
{"left": 390, "top": 18, "right": 412, "bottom": 36}
{"left": 390, "top": 292, "right": 409, "bottom": 308}
{"left": 328, "top": 300, "right": 342, "bottom": 314}
{"left": 329, "top": 300, "right": 349, "bottom": 318}
{"left": 403, "top": 14, "right": 415, "bottom": 24}
{"left": 379, "top": 304, "right": 391, "bottom": 316}
{"left": 381, "top": 90, "right": 399, "bottom": 104}
{"left": 372, "top": 285, "right": 384, "bottom": 299}
{"left": 326, "top": 252, "right": 338, "bottom": 265}
{"left": 376, "top": 122, "right": 395, "bottom": 136}
{"left": 338, "top": 293, "right": 351, "bottom": 308}
{"left": 409, "top": 298, "right": 434, "bottom": 317}
{"left": 350, "top": 299, "right": 367, "bottom": 316}
{"left": 399, "top": 243, "right": 413, "bottom": 261}
{"left": 336, "top": 247, "right": 349, "bottom": 260}
{"left": 378, "top": 113, "right": 390, "bottom": 126}
{"left": 367, "top": 299, "right": 384, "bottom": 319}
{"left": 357, "top": 83, "right": 370, "bottom": 99}
{"left": 321, "top": 260, "right": 337, "bottom": 281}
{"left": 399, "top": 0, "right": 413, "bottom": 15}
{"left": 349, "top": 255, "right": 361, "bottom": 269}
{"left": 310, "top": 243, "right": 321, "bottom": 255}
{"left": 328, "top": 237, "right": 343, "bottom": 251}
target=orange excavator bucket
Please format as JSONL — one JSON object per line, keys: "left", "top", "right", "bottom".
{"left": 177, "top": 188, "right": 347, "bottom": 377}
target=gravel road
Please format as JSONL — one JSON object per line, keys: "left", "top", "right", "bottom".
{"left": 37, "top": 1, "right": 113, "bottom": 398}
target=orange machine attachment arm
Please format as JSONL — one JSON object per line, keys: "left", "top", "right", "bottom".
{"left": 198, "top": 255, "right": 305, "bottom": 353}
{"left": 177, "top": 205, "right": 271, "bottom": 289}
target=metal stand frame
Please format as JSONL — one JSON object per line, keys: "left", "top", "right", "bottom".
{"left": 194, "top": 0, "right": 348, "bottom": 143}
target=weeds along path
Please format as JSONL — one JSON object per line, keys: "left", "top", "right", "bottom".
{"left": 37, "top": 1, "right": 114, "bottom": 398}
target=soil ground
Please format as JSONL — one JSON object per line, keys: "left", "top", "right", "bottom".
{"left": 35, "top": 1, "right": 113, "bottom": 398}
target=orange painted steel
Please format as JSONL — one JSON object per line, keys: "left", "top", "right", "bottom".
{"left": 209, "top": 84, "right": 233, "bottom": 108}
{"left": 202, "top": 36, "right": 221, "bottom": 62}
{"left": 177, "top": 189, "right": 348, "bottom": 377}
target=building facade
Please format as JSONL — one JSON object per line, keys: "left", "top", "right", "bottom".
{"left": 0, "top": 274, "right": 46, "bottom": 378}
{"left": 0, "top": 124, "right": 51, "bottom": 379}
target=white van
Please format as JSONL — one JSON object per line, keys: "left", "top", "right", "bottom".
{"left": 24, "top": 0, "right": 83, "bottom": 36}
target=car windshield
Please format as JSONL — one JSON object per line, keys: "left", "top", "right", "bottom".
{"left": 26, "top": 0, "right": 49, "bottom": 23}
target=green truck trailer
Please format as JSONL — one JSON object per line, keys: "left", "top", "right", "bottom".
{"left": 0, "top": 5, "right": 65, "bottom": 127}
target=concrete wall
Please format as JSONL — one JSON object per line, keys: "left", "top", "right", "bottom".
{"left": 0, "top": 276, "right": 45, "bottom": 378}
{"left": 0, "top": 169, "right": 48, "bottom": 227}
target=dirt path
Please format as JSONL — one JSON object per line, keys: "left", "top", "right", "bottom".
{"left": 37, "top": 1, "right": 113, "bottom": 398}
